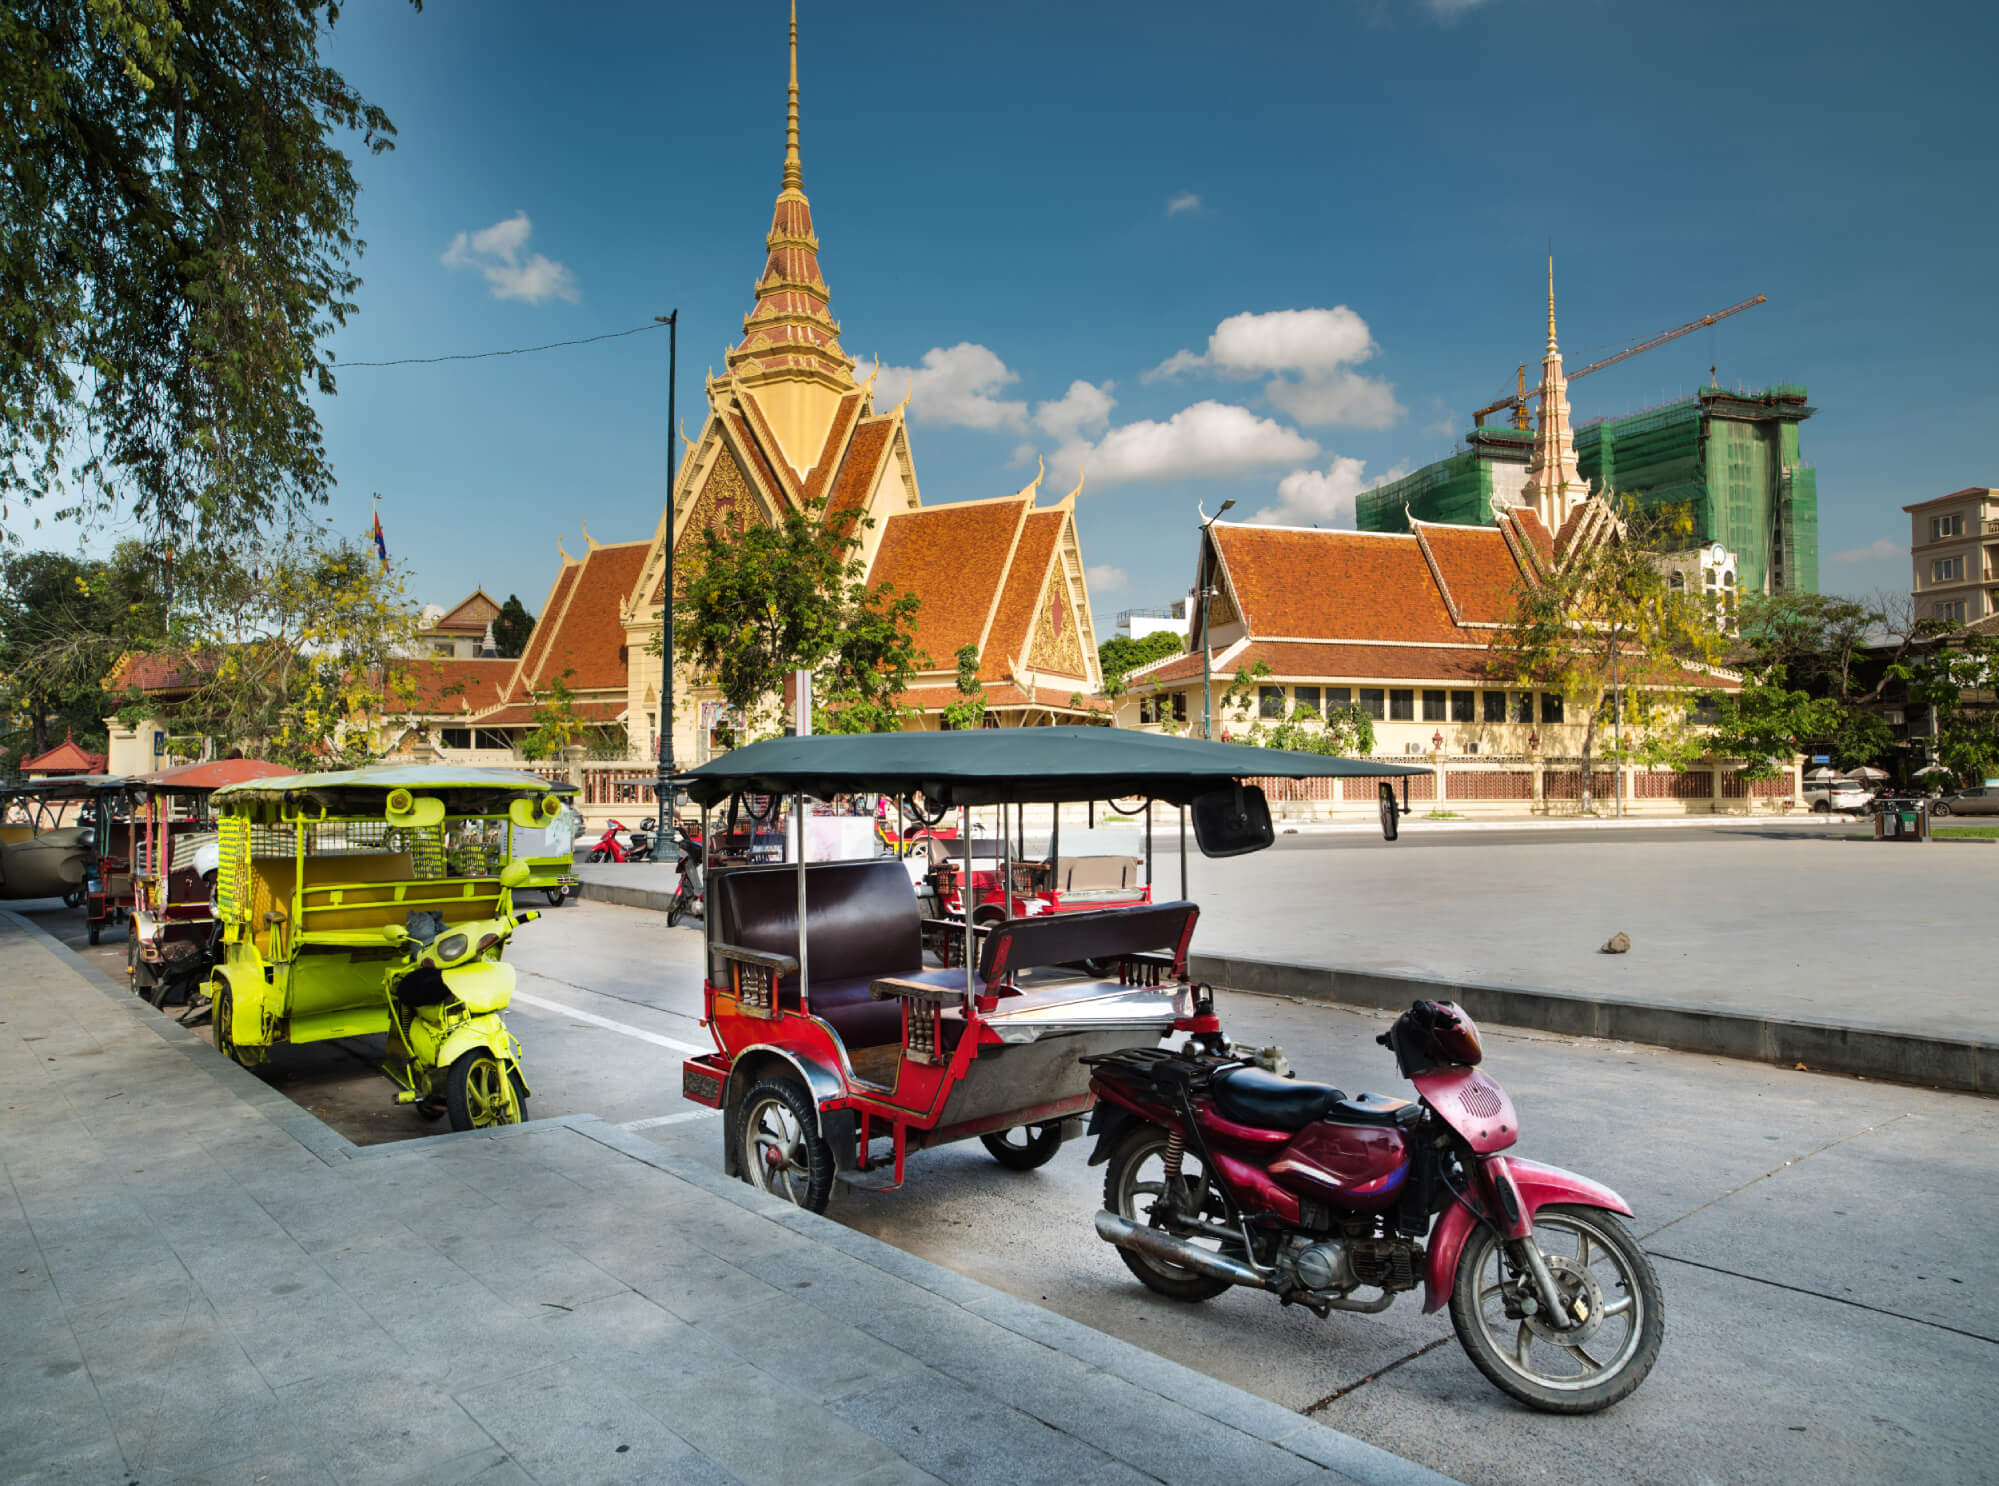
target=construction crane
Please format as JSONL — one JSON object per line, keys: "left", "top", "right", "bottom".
{"left": 1472, "top": 294, "right": 1768, "bottom": 430}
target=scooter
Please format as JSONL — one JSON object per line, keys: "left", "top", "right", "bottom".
{"left": 1085, "top": 1000, "right": 1664, "bottom": 1414}
{"left": 585, "top": 818, "right": 654, "bottom": 863}
{"left": 665, "top": 820, "right": 704, "bottom": 928}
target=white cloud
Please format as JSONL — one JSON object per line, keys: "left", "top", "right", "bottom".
{"left": 1830, "top": 537, "right": 1902, "bottom": 564}
{"left": 1050, "top": 401, "right": 1320, "bottom": 490}
{"left": 1146, "top": 306, "right": 1403, "bottom": 430}
{"left": 1033, "top": 379, "right": 1116, "bottom": 442}
{"left": 1247, "top": 457, "right": 1410, "bottom": 528}
{"left": 1086, "top": 565, "right": 1129, "bottom": 593}
{"left": 441, "top": 212, "right": 579, "bottom": 304}
{"left": 1167, "top": 192, "right": 1201, "bottom": 215}
{"left": 855, "top": 343, "right": 1027, "bottom": 431}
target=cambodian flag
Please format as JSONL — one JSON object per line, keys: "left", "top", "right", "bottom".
{"left": 372, "top": 508, "right": 388, "bottom": 567}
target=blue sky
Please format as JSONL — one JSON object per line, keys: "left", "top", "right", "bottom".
{"left": 222, "top": 0, "right": 1999, "bottom": 621}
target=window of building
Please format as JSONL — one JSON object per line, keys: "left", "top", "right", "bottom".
{"left": 1668, "top": 571, "right": 1685, "bottom": 590}
{"left": 1936, "top": 599, "right": 1967, "bottom": 623}
{"left": 1451, "top": 690, "right": 1475, "bottom": 723}
{"left": 1294, "top": 686, "right": 1321, "bottom": 717}
{"left": 1933, "top": 556, "right": 1965, "bottom": 583}
{"left": 1389, "top": 688, "right": 1414, "bottom": 721}
{"left": 1422, "top": 689, "right": 1447, "bottom": 721}
{"left": 1358, "top": 688, "right": 1386, "bottom": 721}
{"left": 1325, "top": 686, "right": 1351, "bottom": 710}
{"left": 1259, "top": 686, "right": 1286, "bottom": 719}
{"left": 1512, "top": 692, "right": 1534, "bottom": 724}
{"left": 1482, "top": 690, "right": 1507, "bottom": 723}
{"left": 1171, "top": 692, "right": 1188, "bottom": 722}
{"left": 1932, "top": 513, "right": 1965, "bottom": 540}
{"left": 1540, "top": 692, "right": 1564, "bottom": 724}
{"left": 440, "top": 728, "right": 471, "bottom": 749}
{"left": 1138, "top": 696, "right": 1155, "bottom": 724}
{"left": 475, "top": 728, "right": 512, "bottom": 750}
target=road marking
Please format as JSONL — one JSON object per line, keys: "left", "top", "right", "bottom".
{"left": 622, "top": 1109, "right": 722, "bottom": 1131}
{"left": 510, "top": 989, "right": 709, "bottom": 1055}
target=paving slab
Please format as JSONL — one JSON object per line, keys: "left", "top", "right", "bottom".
{"left": 0, "top": 910, "right": 1447, "bottom": 1486}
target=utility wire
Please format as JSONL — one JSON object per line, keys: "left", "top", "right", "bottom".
{"left": 336, "top": 320, "right": 669, "bottom": 368}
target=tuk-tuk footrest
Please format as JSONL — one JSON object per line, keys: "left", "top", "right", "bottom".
{"left": 837, "top": 1166, "right": 903, "bottom": 1194}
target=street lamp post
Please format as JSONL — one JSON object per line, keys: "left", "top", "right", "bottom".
{"left": 656, "top": 310, "right": 679, "bottom": 816}
{"left": 1197, "top": 499, "right": 1235, "bottom": 741}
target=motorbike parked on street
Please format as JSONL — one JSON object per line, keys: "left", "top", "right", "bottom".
{"left": 666, "top": 818, "right": 705, "bottom": 927}
{"left": 1085, "top": 999, "right": 1664, "bottom": 1414}
{"left": 586, "top": 817, "right": 654, "bottom": 864}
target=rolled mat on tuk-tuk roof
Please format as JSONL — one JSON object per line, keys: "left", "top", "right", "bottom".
{"left": 679, "top": 727, "right": 1428, "bottom": 809}
{"left": 209, "top": 764, "right": 562, "bottom": 813}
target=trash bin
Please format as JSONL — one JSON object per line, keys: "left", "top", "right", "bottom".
{"left": 1873, "top": 798, "right": 1929, "bottom": 842}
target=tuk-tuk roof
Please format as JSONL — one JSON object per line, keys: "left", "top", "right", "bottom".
{"left": 211, "top": 763, "right": 560, "bottom": 809}
{"left": 680, "top": 727, "right": 1428, "bottom": 808}
{"left": 139, "top": 759, "right": 299, "bottom": 793}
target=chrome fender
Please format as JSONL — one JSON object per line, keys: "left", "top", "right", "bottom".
{"left": 719, "top": 1043, "right": 846, "bottom": 1177}
{"left": 1422, "top": 1155, "right": 1634, "bottom": 1314}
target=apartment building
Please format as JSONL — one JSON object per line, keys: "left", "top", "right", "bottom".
{"left": 1904, "top": 488, "right": 1999, "bottom": 625}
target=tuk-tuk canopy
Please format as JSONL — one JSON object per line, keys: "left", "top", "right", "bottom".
{"left": 139, "top": 759, "right": 299, "bottom": 794}
{"left": 680, "top": 727, "right": 1428, "bottom": 809}
{"left": 210, "top": 763, "right": 560, "bottom": 815}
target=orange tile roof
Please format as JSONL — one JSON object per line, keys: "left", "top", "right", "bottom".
{"left": 522, "top": 543, "right": 648, "bottom": 693}
{"left": 803, "top": 392, "right": 865, "bottom": 506}
{"left": 429, "top": 589, "right": 500, "bottom": 634}
{"left": 510, "top": 562, "right": 581, "bottom": 700}
{"left": 1212, "top": 525, "right": 1461, "bottom": 643}
{"left": 403, "top": 658, "right": 516, "bottom": 715}
{"left": 982, "top": 510, "right": 1063, "bottom": 680}
{"left": 1415, "top": 522, "right": 1527, "bottom": 625}
{"left": 733, "top": 397, "right": 804, "bottom": 506}
{"left": 474, "top": 698, "right": 627, "bottom": 728}
{"left": 725, "top": 409, "right": 793, "bottom": 511}
{"left": 20, "top": 734, "right": 106, "bottom": 775}
{"left": 867, "top": 499, "right": 1027, "bottom": 668}
{"left": 824, "top": 418, "right": 893, "bottom": 535}
{"left": 1132, "top": 641, "right": 1737, "bottom": 691}
{"left": 1506, "top": 507, "right": 1556, "bottom": 567}
{"left": 894, "top": 683, "right": 1108, "bottom": 713}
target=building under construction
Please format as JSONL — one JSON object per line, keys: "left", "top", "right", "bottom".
{"left": 1356, "top": 383, "right": 1820, "bottom": 596}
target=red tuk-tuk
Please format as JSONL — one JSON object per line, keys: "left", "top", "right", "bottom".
{"left": 127, "top": 759, "right": 298, "bottom": 1007}
{"left": 676, "top": 728, "right": 1423, "bottom": 1213}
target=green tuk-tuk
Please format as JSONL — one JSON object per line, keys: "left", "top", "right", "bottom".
{"left": 205, "top": 765, "right": 562, "bottom": 1130}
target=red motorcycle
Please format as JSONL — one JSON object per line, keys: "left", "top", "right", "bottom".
{"left": 586, "top": 817, "right": 654, "bottom": 864}
{"left": 1085, "top": 1000, "right": 1664, "bottom": 1413}
{"left": 665, "top": 819, "right": 705, "bottom": 928}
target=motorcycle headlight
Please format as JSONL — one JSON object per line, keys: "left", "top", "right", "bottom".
{"left": 435, "top": 932, "right": 469, "bottom": 963}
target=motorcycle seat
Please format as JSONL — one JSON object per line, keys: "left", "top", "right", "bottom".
{"left": 1210, "top": 1066, "right": 1346, "bottom": 1131}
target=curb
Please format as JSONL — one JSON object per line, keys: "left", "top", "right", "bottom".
{"left": 578, "top": 878, "right": 677, "bottom": 912}
{"left": 1191, "top": 952, "right": 1997, "bottom": 1097}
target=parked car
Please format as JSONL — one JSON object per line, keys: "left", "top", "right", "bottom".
{"left": 1930, "top": 786, "right": 1999, "bottom": 817}
{"left": 1804, "top": 778, "right": 1874, "bottom": 814}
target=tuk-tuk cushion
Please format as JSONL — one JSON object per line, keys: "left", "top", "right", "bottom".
{"left": 1060, "top": 856, "right": 1144, "bottom": 894}
{"left": 712, "top": 861, "right": 925, "bottom": 1046}
{"left": 978, "top": 901, "right": 1200, "bottom": 983}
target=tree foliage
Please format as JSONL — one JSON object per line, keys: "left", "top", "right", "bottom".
{"left": 1706, "top": 593, "right": 1899, "bottom": 778}
{"left": 0, "top": 540, "right": 166, "bottom": 772}
{"left": 491, "top": 594, "right": 534, "bottom": 659}
{"left": 133, "top": 528, "right": 424, "bottom": 768}
{"left": 1491, "top": 500, "right": 1724, "bottom": 810}
{"left": 0, "top": 0, "right": 414, "bottom": 542}
{"left": 940, "top": 645, "right": 987, "bottom": 731}
{"left": 519, "top": 669, "right": 582, "bottom": 762}
{"left": 674, "top": 503, "right": 923, "bottom": 746}
{"left": 1097, "top": 629, "right": 1182, "bottom": 699}
{"left": 1899, "top": 626, "right": 1999, "bottom": 787}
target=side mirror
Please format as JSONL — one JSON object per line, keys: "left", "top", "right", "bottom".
{"left": 1190, "top": 784, "right": 1274, "bottom": 858}
{"left": 499, "top": 860, "right": 530, "bottom": 890}
{"left": 1378, "top": 782, "right": 1400, "bottom": 842}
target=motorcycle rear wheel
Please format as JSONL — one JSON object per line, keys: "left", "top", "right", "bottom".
{"left": 980, "top": 1122, "right": 1064, "bottom": 1170}
{"left": 1103, "top": 1123, "right": 1234, "bottom": 1301}
{"left": 1448, "top": 1203, "right": 1664, "bottom": 1414}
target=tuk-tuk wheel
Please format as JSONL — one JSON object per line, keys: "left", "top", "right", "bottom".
{"left": 445, "top": 1049, "right": 528, "bottom": 1132}
{"left": 735, "top": 1078, "right": 834, "bottom": 1213}
{"left": 213, "top": 984, "right": 248, "bottom": 1067}
{"left": 63, "top": 889, "right": 84, "bottom": 909}
{"left": 980, "top": 1123, "right": 1065, "bottom": 1171}
{"left": 545, "top": 887, "right": 567, "bottom": 907}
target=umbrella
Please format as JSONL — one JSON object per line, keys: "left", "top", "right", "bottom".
{"left": 1804, "top": 766, "right": 1840, "bottom": 781}
{"left": 1844, "top": 766, "right": 1890, "bottom": 781}
{"left": 1914, "top": 762, "right": 1951, "bottom": 777}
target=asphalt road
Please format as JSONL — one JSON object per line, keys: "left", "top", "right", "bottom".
{"left": 28, "top": 894, "right": 1996, "bottom": 1486}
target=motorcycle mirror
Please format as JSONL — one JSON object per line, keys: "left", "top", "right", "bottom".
{"left": 1378, "top": 783, "right": 1399, "bottom": 842}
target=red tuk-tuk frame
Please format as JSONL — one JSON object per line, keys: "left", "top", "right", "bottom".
{"left": 674, "top": 728, "right": 1426, "bottom": 1213}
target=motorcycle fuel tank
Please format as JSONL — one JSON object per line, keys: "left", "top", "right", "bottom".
{"left": 1268, "top": 1102, "right": 1412, "bottom": 1210}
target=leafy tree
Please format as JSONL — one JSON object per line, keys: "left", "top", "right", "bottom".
{"left": 940, "top": 645, "right": 987, "bottom": 731}
{"left": 0, "top": 0, "right": 415, "bottom": 543}
{"left": 1491, "top": 500, "right": 1724, "bottom": 812}
{"left": 520, "top": 669, "right": 583, "bottom": 762}
{"left": 674, "top": 503, "right": 923, "bottom": 746}
{"left": 1097, "top": 629, "right": 1182, "bottom": 699}
{"left": 132, "top": 528, "right": 424, "bottom": 768}
{"left": 1899, "top": 626, "right": 1999, "bottom": 787}
{"left": 1707, "top": 592, "right": 1899, "bottom": 778}
{"left": 0, "top": 540, "right": 166, "bottom": 771}
{"left": 1247, "top": 702, "right": 1375, "bottom": 759}
{"left": 491, "top": 594, "right": 534, "bottom": 659}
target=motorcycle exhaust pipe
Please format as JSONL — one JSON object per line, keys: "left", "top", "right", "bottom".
{"left": 1094, "top": 1211, "right": 1267, "bottom": 1291}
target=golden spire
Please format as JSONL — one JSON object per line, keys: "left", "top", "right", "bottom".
{"left": 782, "top": 0, "right": 803, "bottom": 194}
{"left": 1545, "top": 255, "right": 1558, "bottom": 354}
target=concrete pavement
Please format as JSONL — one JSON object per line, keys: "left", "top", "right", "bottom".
{"left": 0, "top": 908, "right": 1448, "bottom": 1486}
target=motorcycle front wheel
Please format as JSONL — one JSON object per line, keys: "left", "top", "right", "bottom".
{"left": 1102, "top": 1122, "right": 1234, "bottom": 1301}
{"left": 1448, "top": 1203, "right": 1664, "bottom": 1414}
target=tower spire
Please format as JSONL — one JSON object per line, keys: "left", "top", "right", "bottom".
{"left": 782, "top": 0, "right": 802, "bottom": 194}
{"left": 1545, "top": 255, "right": 1558, "bottom": 353}
{"left": 1523, "top": 255, "right": 1585, "bottom": 531}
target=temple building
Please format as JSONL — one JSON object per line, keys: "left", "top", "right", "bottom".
{"left": 463, "top": 4, "right": 1103, "bottom": 767}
